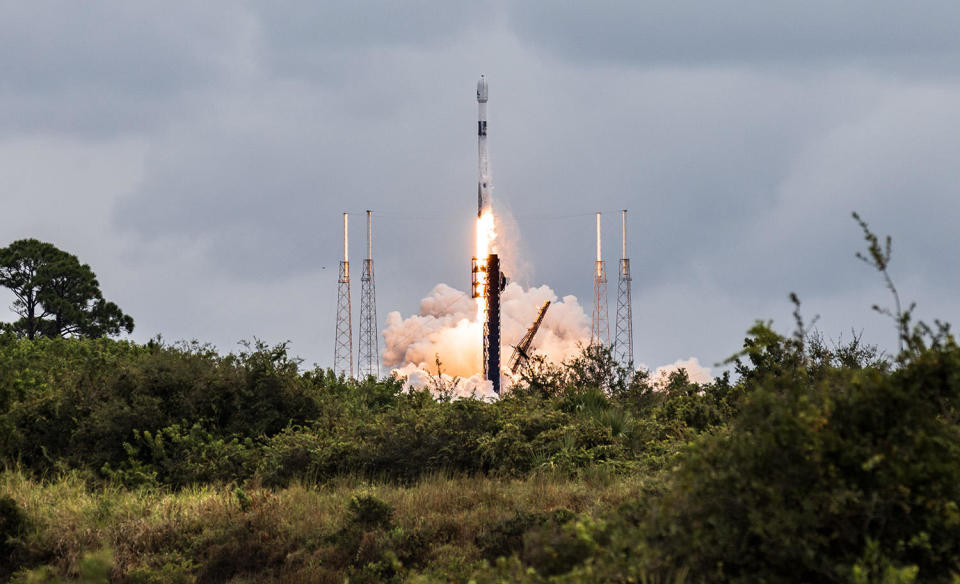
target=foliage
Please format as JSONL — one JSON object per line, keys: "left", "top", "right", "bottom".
{"left": 0, "top": 338, "right": 321, "bottom": 481}
{"left": 348, "top": 492, "right": 395, "bottom": 530}
{"left": 514, "top": 343, "right": 641, "bottom": 397}
{"left": 3, "top": 317, "right": 960, "bottom": 581}
{"left": 3, "top": 217, "right": 960, "bottom": 581}
{"left": 0, "top": 239, "right": 133, "bottom": 340}
{"left": 852, "top": 212, "right": 954, "bottom": 361}
{"left": 647, "top": 337, "right": 960, "bottom": 582}
{"left": 0, "top": 331, "right": 716, "bottom": 490}
{"left": 0, "top": 471, "right": 649, "bottom": 583}
{"left": 0, "top": 495, "right": 28, "bottom": 580}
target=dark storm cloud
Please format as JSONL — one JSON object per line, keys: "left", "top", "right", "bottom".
{"left": 231, "top": 2, "right": 493, "bottom": 85}
{"left": 0, "top": 3, "right": 251, "bottom": 93}
{"left": 114, "top": 64, "right": 478, "bottom": 281}
{"left": 495, "top": 68, "right": 863, "bottom": 294}
{"left": 254, "top": 1, "right": 485, "bottom": 50}
{"left": 506, "top": 1, "right": 960, "bottom": 68}
{"left": 0, "top": 2, "right": 260, "bottom": 136}
{"left": 2, "top": 1, "right": 958, "bottom": 371}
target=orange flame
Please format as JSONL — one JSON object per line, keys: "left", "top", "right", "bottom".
{"left": 475, "top": 208, "right": 496, "bottom": 319}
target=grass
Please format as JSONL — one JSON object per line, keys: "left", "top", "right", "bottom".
{"left": 1, "top": 468, "right": 656, "bottom": 583}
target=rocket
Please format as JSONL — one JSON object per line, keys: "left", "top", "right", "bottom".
{"left": 477, "top": 75, "right": 491, "bottom": 217}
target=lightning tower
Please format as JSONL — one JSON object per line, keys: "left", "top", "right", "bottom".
{"left": 591, "top": 212, "right": 610, "bottom": 346}
{"left": 614, "top": 209, "right": 634, "bottom": 368}
{"left": 357, "top": 210, "right": 380, "bottom": 377}
{"left": 334, "top": 212, "right": 353, "bottom": 377}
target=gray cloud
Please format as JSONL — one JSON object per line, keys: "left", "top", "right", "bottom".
{"left": 0, "top": 2, "right": 958, "bottom": 372}
{"left": 0, "top": 3, "right": 257, "bottom": 92}
{"left": 506, "top": 1, "right": 960, "bottom": 70}
{"left": 256, "top": 1, "right": 485, "bottom": 48}
{"left": 0, "top": 2, "right": 260, "bottom": 137}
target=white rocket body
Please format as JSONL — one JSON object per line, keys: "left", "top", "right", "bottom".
{"left": 477, "top": 75, "right": 491, "bottom": 217}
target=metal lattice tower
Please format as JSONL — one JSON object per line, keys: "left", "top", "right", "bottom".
{"left": 357, "top": 210, "right": 380, "bottom": 378}
{"left": 614, "top": 209, "right": 634, "bottom": 368}
{"left": 508, "top": 300, "right": 551, "bottom": 374}
{"left": 334, "top": 212, "right": 353, "bottom": 377}
{"left": 591, "top": 212, "right": 610, "bottom": 346}
{"left": 472, "top": 252, "right": 505, "bottom": 394}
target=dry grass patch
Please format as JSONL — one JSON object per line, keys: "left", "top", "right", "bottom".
{"left": 1, "top": 469, "right": 654, "bottom": 582}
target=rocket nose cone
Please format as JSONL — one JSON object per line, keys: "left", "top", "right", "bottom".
{"left": 477, "top": 76, "right": 488, "bottom": 103}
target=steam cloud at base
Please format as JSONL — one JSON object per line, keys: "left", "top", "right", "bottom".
{"left": 650, "top": 357, "right": 713, "bottom": 386}
{"left": 383, "top": 282, "right": 591, "bottom": 398}
{"left": 382, "top": 283, "right": 715, "bottom": 399}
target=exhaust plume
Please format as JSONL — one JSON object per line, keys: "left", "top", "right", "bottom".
{"left": 383, "top": 282, "right": 592, "bottom": 397}
{"left": 651, "top": 357, "right": 713, "bottom": 385}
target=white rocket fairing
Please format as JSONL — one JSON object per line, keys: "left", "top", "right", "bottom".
{"left": 477, "top": 75, "right": 491, "bottom": 217}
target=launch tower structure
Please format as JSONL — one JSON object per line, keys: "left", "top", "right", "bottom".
{"left": 334, "top": 213, "right": 354, "bottom": 377}
{"left": 591, "top": 212, "right": 610, "bottom": 346}
{"left": 614, "top": 209, "right": 634, "bottom": 368}
{"left": 508, "top": 300, "right": 551, "bottom": 374}
{"left": 473, "top": 253, "right": 506, "bottom": 394}
{"left": 357, "top": 210, "right": 380, "bottom": 378}
{"left": 485, "top": 255, "right": 505, "bottom": 393}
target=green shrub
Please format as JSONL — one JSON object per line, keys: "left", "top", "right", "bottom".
{"left": 0, "top": 494, "right": 28, "bottom": 578}
{"left": 522, "top": 516, "right": 604, "bottom": 577}
{"left": 348, "top": 493, "right": 394, "bottom": 530}
{"left": 476, "top": 509, "right": 575, "bottom": 563}
{"left": 0, "top": 338, "right": 322, "bottom": 481}
{"left": 103, "top": 423, "right": 259, "bottom": 488}
{"left": 646, "top": 331, "right": 960, "bottom": 582}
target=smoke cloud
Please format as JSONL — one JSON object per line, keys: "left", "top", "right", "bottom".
{"left": 383, "top": 281, "right": 591, "bottom": 395}
{"left": 383, "top": 283, "right": 716, "bottom": 397}
{"left": 651, "top": 357, "right": 714, "bottom": 385}
{"left": 380, "top": 203, "right": 712, "bottom": 397}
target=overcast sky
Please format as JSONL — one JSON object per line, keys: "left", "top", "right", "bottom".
{"left": 1, "top": 1, "right": 959, "bottom": 372}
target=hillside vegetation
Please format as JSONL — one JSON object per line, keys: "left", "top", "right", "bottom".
{"left": 2, "top": 317, "right": 959, "bottom": 583}
{"left": 2, "top": 219, "right": 959, "bottom": 583}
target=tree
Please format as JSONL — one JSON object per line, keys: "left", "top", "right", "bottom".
{"left": 0, "top": 239, "right": 133, "bottom": 339}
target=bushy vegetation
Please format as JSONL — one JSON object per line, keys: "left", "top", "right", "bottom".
{"left": 0, "top": 335, "right": 715, "bottom": 492}
{"left": 2, "top": 216, "right": 960, "bottom": 582}
{"left": 4, "top": 320, "right": 959, "bottom": 582}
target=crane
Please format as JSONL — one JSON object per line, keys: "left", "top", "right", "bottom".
{"left": 507, "top": 300, "right": 551, "bottom": 374}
